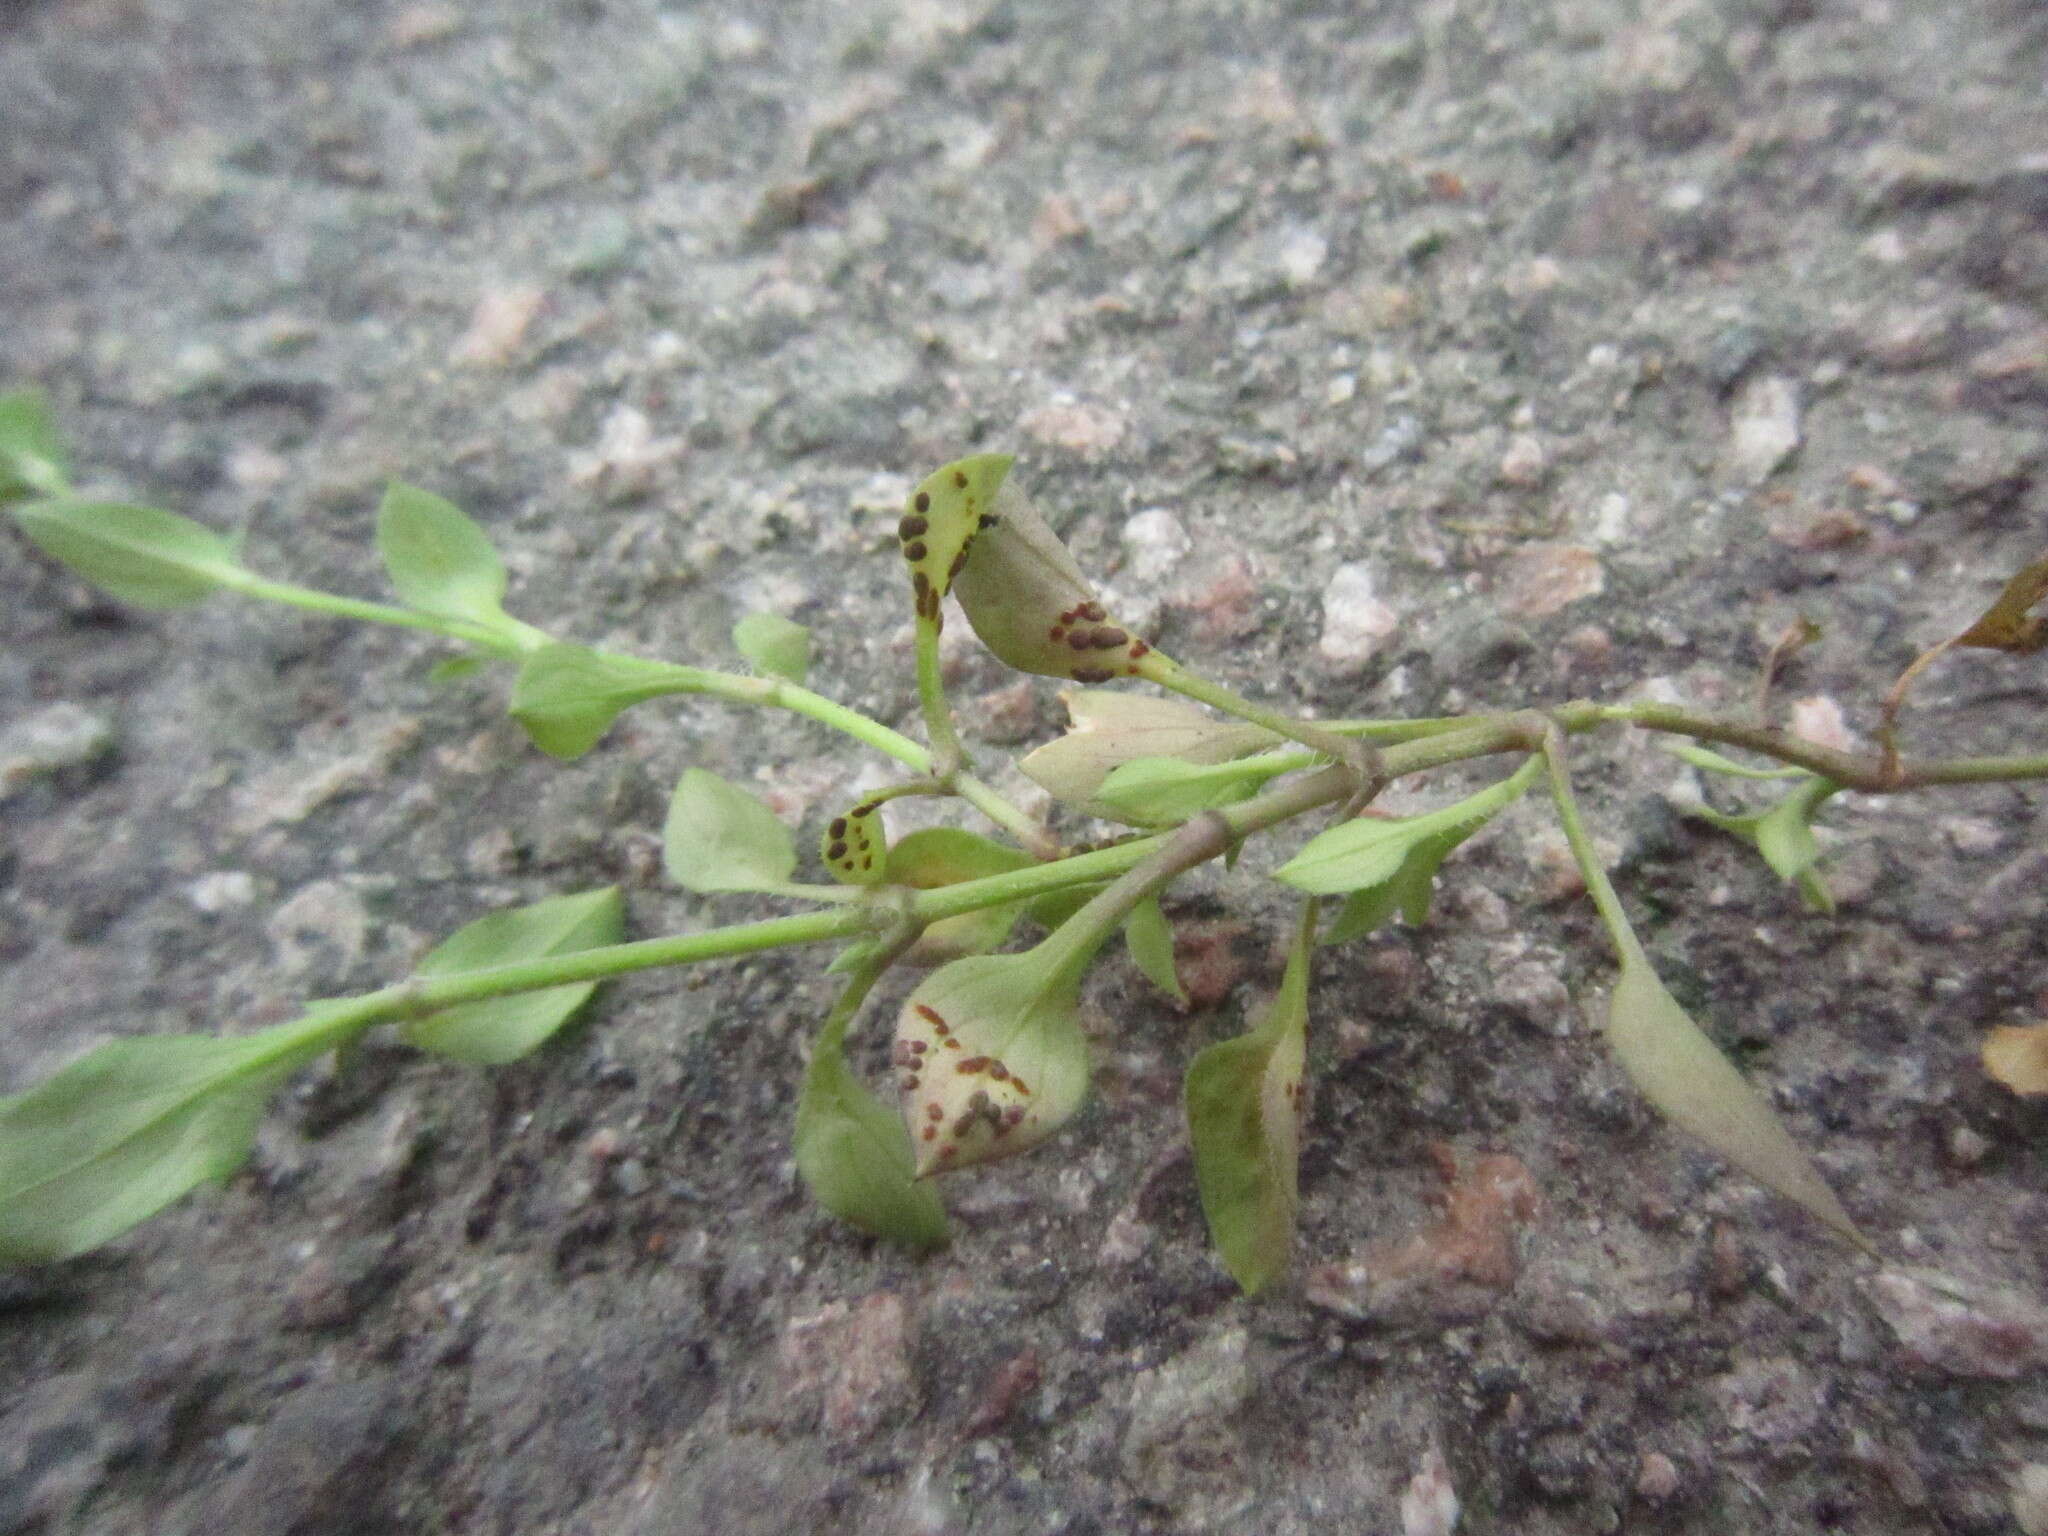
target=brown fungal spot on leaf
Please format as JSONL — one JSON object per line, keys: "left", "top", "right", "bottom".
{"left": 915, "top": 491, "right": 931, "bottom": 513}
{"left": 916, "top": 1005, "right": 945, "bottom": 1027}
{"left": 900, "top": 514, "right": 929, "bottom": 539}
{"left": 903, "top": 541, "right": 928, "bottom": 562}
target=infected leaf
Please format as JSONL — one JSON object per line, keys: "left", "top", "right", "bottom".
{"left": 951, "top": 479, "right": 1159, "bottom": 685}
{"left": 892, "top": 947, "right": 1096, "bottom": 1176}
{"left": 1184, "top": 908, "right": 1314, "bottom": 1295}
{"left": 664, "top": 768, "right": 797, "bottom": 894}
{"left": 820, "top": 799, "right": 887, "bottom": 887}
{"left": 898, "top": 454, "right": 1014, "bottom": 613}
{"left": 400, "top": 888, "right": 625, "bottom": 1064}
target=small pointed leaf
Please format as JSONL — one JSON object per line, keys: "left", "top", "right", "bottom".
{"left": 1689, "top": 778, "right": 1839, "bottom": 913}
{"left": 509, "top": 643, "right": 698, "bottom": 759}
{"left": 795, "top": 1024, "right": 949, "bottom": 1250}
{"left": 10, "top": 498, "right": 244, "bottom": 608}
{"left": 0, "top": 388, "right": 69, "bottom": 502}
{"left": 1185, "top": 913, "right": 1313, "bottom": 1295}
{"left": 375, "top": 482, "right": 512, "bottom": 630}
{"left": 1606, "top": 957, "right": 1863, "bottom": 1245}
{"left": 732, "top": 611, "right": 811, "bottom": 683}
{"left": 1124, "top": 895, "right": 1187, "bottom": 1005}
{"left": 400, "top": 888, "right": 625, "bottom": 1064}
{"left": 664, "top": 768, "right": 797, "bottom": 894}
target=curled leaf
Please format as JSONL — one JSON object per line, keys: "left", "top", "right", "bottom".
{"left": 1606, "top": 958, "right": 1863, "bottom": 1246}
{"left": 509, "top": 643, "right": 698, "bottom": 759}
{"left": 1953, "top": 553, "right": 2048, "bottom": 654}
{"left": 664, "top": 768, "right": 797, "bottom": 894}
{"left": 820, "top": 799, "right": 887, "bottom": 886}
{"left": 892, "top": 949, "right": 1095, "bottom": 1176}
{"left": 951, "top": 479, "right": 1156, "bottom": 684}
{"left": 1661, "top": 742, "right": 1807, "bottom": 780}
{"left": 732, "top": 611, "right": 811, "bottom": 683}
{"left": 400, "top": 888, "right": 625, "bottom": 1064}
{"left": 1185, "top": 908, "right": 1314, "bottom": 1295}
{"left": 10, "top": 498, "right": 244, "bottom": 609}
{"left": 898, "top": 454, "right": 1013, "bottom": 616}
{"left": 1019, "top": 690, "right": 1273, "bottom": 819}
{"left": 1983, "top": 1023, "right": 2048, "bottom": 1096}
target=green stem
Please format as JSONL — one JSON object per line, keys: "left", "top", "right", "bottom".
{"left": 586, "top": 651, "right": 1058, "bottom": 857}
{"left": 1538, "top": 728, "right": 1645, "bottom": 968}
{"left": 914, "top": 620, "right": 967, "bottom": 775}
{"left": 221, "top": 571, "right": 537, "bottom": 657}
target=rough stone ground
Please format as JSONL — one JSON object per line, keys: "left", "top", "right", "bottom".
{"left": 3, "top": 0, "right": 2047, "bottom": 1531}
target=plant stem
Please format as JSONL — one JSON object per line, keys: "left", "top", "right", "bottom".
{"left": 1558, "top": 700, "right": 2048, "bottom": 791}
{"left": 1538, "top": 727, "right": 1645, "bottom": 968}
{"left": 588, "top": 651, "right": 1059, "bottom": 858}
{"left": 221, "top": 571, "right": 539, "bottom": 656}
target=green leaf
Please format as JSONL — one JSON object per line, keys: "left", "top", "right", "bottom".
{"left": 1276, "top": 758, "right": 1541, "bottom": 900}
{"left": 400, "top": 888, "right": 625, "bottom": 1064}
{"left": 509, "top": 642, "right": 699, "bottom": 759}
{"left": 10, "top": 498, "right": 244, "bottom": 609}
{"left": 427, "top": 654, "right": 489, "bottom": 684}
{"left": 0, "top": 1012, "right": 347, "bottom": 1264}
{"left": 1661, "top": 742, "right": 1807, "bottom": 780}
{"left": 1689, "top": 777, "right": 1840, "bottom": 914}
{"left": 663, "top": 768, "right": 797, "bottom": 894}
{"left": 0, "top": 388, "right": 69, "bottom": 502}
{"left": 887, "top": 829, "right": 1034, "bottom": 964}
{"left": 1095, "top": 753, "right": 1287, "bottom": 827}
{"left": 1185, "top": 908, "right": 1314, "bottom": 1295}
{"left": 732, "top": 611, "right": 811, "bottom": 684}
{"left": 1124, "top": 894, "right": 1187, "bottom": 1005}
{"left": 375, "top": 482, "right": 512, "bottom": 630}
{"left": 1606, "top": 956, "right": 1863, "bottom": 1247}
{"left": 1019, "top": 690, "right": 1274, "bottom": 819}
{"left": 885, "top": 828, "right": 1034, "bottom": 887}
{"left": 1319, "top": 866, "right": 1430, "bottom": 946}
{"left": 794, "top": 1020, "right": 949, "bottom": 1251}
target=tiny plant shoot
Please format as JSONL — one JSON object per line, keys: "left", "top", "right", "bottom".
{"left": 4, "top": 387, "right": 2046, "bottom": 1285}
